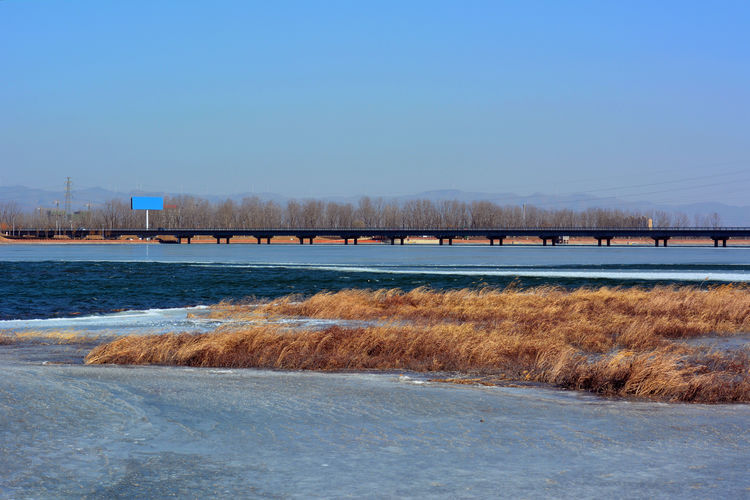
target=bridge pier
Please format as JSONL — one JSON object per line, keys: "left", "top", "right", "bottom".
{"left": 256, "top": 237, "right": 262, "bottom": 244}
{"left": 712, "top": 238, "right": 728, "bottom": 247}
{"left": 596, "top": 237, "right": 612, "bottom": 247}
{"left": 653, "top": 237, "right": 670, "bottom": 247}
{"left": 540, "top": 237, "right": 556, "bottom": 246}
{"left": 353, "top": 238, "right": 358, "bottom": 245}
{"left": 266, "top": 237, "right": 271, "bottom": 244}
{"left": 400, "top": 237, "right": 404, "bottom": 245}
{"left": 439, "top": 238, "right": 443, "bottom": 245}
{"left": 298, "top": 236, "right": 304, "bottom": 244}
{"left": 308, "top": 238, "right": 314, "bottom": 245}
{"left": 344, "top": 238, "right": 348, "bottom": 245}
{"left": 390, "top": 237, "right": 395, "bottom": 245}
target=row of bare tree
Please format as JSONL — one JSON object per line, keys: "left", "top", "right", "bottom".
{"left": 1, "top": 196, "right": 723, "bottom": 233}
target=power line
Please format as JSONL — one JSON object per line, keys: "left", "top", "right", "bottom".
{"left": 523, "top": 175, "right": 750, "bottom": 209}
{"left": 497, "top": 160, "right": 748, "bottom": 194}
{"left": 563, "top": 169, "right": 749, "bottom": 196}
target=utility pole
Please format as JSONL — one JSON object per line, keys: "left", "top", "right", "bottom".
{"left": 64, "top": 177, "right": 73, "bottom": 228}
{"left": 54, "top": 200, "right": 60, "bottom": 235}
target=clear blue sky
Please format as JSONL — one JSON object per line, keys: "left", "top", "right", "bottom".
{"left": 2, "top": 0, "right": 749, "bottom": 204}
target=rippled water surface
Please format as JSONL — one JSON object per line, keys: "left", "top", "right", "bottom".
{"left": 1, "top": 244, "right": 749, "bottom": 498}
{"left": 2, "top": 244, "right": 749, "bottom": 320}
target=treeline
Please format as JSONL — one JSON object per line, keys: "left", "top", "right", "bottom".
{"left": 1, "top": 196, "right": 724, "bottom": 233}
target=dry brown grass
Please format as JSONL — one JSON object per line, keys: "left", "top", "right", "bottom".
{"left": 0, "top": 330, "right": 109, "bottom": 344}
{"left": 207, "top": 285, "right": 750, "bottom": 350}
{"left": 85, "top": 286, "right": 750, "bottom": 403}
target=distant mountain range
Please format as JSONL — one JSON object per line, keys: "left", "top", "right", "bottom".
{"left": 1, "top": 185, "right": 748, "bottom": 226}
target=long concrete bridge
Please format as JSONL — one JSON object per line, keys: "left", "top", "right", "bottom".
{"left": 11, "top": 227, "right": 750, "bottom": 247}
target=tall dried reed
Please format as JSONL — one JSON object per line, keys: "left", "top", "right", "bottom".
{"left": 1, "top": 329, "right": 107, "bottom": 344}
{"left": 86, "top": 286, "right": 750, "bottom": 402}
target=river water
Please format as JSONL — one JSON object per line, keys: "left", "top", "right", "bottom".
{"left": 1, "top": 244, "right": 749, "bottom": 498}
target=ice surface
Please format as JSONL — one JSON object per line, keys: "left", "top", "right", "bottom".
{"left": 1, "top": 359, "right": 748, "bottom": 498}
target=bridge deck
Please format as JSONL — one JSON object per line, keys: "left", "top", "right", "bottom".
{"left": 8, "top": 227, "right": 750, "bottom": 246}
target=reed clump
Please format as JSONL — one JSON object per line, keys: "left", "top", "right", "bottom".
{"left": 85, "top": 286, "right": 750, "bottom": 403}
{"left": 1, "top": 330, "right": 107, "bottom": 345}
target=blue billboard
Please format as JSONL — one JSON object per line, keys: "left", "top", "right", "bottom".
{"left": 131, "top": 197, "right": 164, "bottom": 210}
